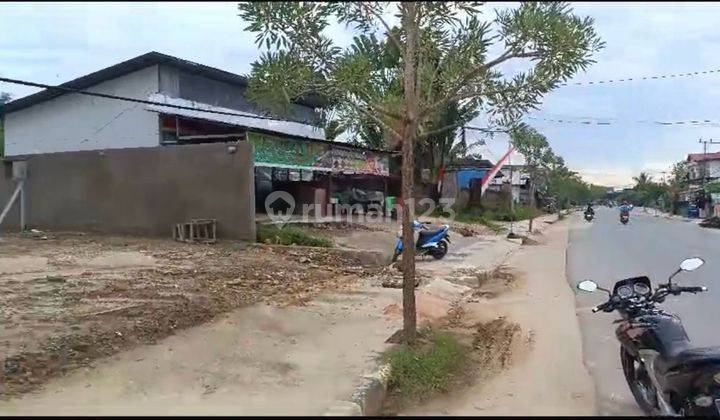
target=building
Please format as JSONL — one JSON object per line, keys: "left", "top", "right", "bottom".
{"left": 486, "top": 164, "right": 532, "bottom": 205}
{"left": 687, "top": 152, "right": 720, "bottom": 186}
{"left": 0, "top": 52, "right": 395, "bottom": 237}
{"left": 439, "top": 157, "right": 499, "bottom": 209}
{"left": 3, "top": 52, "right": 329, "bottom": 157}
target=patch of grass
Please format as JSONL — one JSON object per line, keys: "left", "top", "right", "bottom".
{"left": 482, "top": 206, "right": 541, "bottom": 222}
{"left": 256, "top": 224, "right": 332, "bottom": 247}
{"left": 453, "top": 212, "right": 504, "bottom": 233}
{"left": 433, "top": 204, "right": 541, "bottom": 231}
{"left": 383, "top": 328, "right": 471, "bottom": 406}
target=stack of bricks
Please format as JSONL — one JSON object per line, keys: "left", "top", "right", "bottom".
{"left": 173, "top": 219, "right": 217, "bottom": 244}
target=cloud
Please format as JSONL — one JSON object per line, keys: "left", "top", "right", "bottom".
{"left": 2, "top": 2, "right": 718, "bottom": 190}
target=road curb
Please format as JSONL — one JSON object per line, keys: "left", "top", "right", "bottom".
{"left": 322, "top": 363, "right": 393, "bottom": 416}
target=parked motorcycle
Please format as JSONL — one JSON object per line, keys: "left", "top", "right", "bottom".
{"left": 391, "top": 220, "right": 450, "bottom": 262}
{"left": 576, "top": 257, "right": 720, "bottom": 416}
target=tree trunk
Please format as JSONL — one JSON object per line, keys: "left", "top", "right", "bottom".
{"left": 400, "top": 2, "right": 419, "bottom": 343}
{"left": 528, "top": 179, "right": 536, "bottom": 233}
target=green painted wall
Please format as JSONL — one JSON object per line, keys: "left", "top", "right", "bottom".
{"left": 248, "top": 132, "right": 328, "bottom": 168}
{"left": 247, "top": 131, "right": 390, "bottom": 176}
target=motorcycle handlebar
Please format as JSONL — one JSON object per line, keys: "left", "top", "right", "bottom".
{"left": 592, "top": 285, "right": 707, "bottom": 314}
{"left": 678, "top": 286, "right": 707, "bottom": 294}
{"left": 592, "top": 301, "right": 613, "bottom": 313}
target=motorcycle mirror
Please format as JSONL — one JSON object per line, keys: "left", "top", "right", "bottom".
{"left": 680, "top": 257, "right": 705, "bottom": 272}
{"left": 577, "top": 280, "right": 598, "bottom": 293}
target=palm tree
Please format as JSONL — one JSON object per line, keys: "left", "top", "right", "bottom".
{"left": 633, "top": 172, "right": 652, "bottom": 188}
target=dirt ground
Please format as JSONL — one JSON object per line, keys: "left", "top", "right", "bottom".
{"left": 0, "top": 214, "right": 560, "bottom": 414}
{"left": 0, "top": 279, "right": 402, "bottom": 416}
{"left": 401, "top": 218, "right": 597, "bottom": 416}
{"left": 0, "top": 231, "right": 382, "bottom": 398}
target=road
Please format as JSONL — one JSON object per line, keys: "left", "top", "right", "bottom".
{"left": 567, "top": 207, "right": 720, "bottom": 415}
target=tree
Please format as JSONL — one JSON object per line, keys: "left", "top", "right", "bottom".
{"left": 238, "top": 1, "right": 603, "bottom": 342}
{"left": 510, "top": 124, "right": 552, "bottom": 204}
{"left": 548, "top": 166, "right": 586, "bottom": 210}
{"left": 0, "top": 92, "right": 11, "bottom": 104}
{"left": 509, "top": 124, "right": 553, "bottom": 230}
{"left": 630, "top": 171, "right": 671, "bottom": 208}
{"left": 632, "top": 172, "right": 652, "bottom": 189}
{"left": 665, "top": 160, "right": 690, "bottom": 213}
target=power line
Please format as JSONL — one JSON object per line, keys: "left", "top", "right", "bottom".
{"left": 526, "top": 115, "right": 720, "bottom": 127}
{"left": 0, "top": 76, "right": 305, "bottom": 124}
{"left": 559, "top": 67, "right": 720, "bottom": 87}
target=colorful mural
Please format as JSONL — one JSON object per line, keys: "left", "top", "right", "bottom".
{"left": 314, "top": 145, "right": 389, "bottom": 176}
{"left": 248, "top": 132, "right": 389, "bottom": 176}
{"left": 249, "top": 132, "right": 329, "bottom": 168}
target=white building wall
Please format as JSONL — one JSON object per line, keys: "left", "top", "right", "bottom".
{"left": 5, "top": 66, "right": 160, "bottom": 156}
{"left": 707, "top": 160, "right": 720, "bottom": 179}
{"left": 689, "top": 160, "right": 720, "bottom": 182}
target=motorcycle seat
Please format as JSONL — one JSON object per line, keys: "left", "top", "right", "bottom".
{"left": 666, "top": 346, "right": 720, "bottom": 370}
{"left": 418, "top": 229, "right": 445, "bottom": 241}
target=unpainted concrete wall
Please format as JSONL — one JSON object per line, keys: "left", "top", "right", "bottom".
{"left": 0, "top": 143, "right": 256, "bottom": 240}
{"left": 4, "top": 66, "right": 160, "bottom": 157}
{"left": 0, "top": 162, "right": 20, "bottom": 231}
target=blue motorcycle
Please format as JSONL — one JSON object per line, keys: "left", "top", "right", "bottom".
{"left": 391, "top": 220, "right": 451, "bottom": 262}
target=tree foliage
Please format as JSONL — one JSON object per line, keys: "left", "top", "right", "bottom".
{"left": 238, "top": 1, "right": 603, "bottom": 342}
{"left": 627, "top": 163, "right": 691, "bottom": 213}
{"left": 238, "top": 2, "right": 603, "bottom": 139}
{"left": 510, "top": 123, "right": 602, "bottom": 208}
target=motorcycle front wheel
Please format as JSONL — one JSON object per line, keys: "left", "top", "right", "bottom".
{"left": 620, "top": 347, "right": 660, "bottom": 416}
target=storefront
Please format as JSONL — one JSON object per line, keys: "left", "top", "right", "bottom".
{"left": 248, "top": 132, "right": 395, "bottom": 216}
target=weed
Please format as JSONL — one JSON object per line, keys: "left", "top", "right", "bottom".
{"left": 256, "top": 224, "right": 332, "bottom": 247}
{"left": 383, "top": 329, "right": 471, "bottom": 407}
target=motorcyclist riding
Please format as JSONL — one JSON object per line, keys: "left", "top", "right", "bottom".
{"left": 619, "top": 200, "right": 632, "bottom": 218}
{"left": 585, "top": 203, "right": 595, "bottom": 215}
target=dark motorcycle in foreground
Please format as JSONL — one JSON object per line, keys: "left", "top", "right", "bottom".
{"left": 584, "top": 210, "right": 594, "bottom": 222}
{"left": 576, "top": 257, "right": 720, "bottom": 416}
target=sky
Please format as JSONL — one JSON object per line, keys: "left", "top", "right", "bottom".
{"left": 2, "top": 2, "right": 720, "bottom": 188}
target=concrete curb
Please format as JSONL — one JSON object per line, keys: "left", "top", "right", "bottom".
{"left": 322, "top": 363, "right": 393, "bottom": 416}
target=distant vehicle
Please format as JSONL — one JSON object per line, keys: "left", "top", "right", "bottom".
{"left": 585, "top": 211, "right": 594, "bottom": 222}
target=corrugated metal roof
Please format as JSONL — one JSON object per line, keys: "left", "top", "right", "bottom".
{"left": 4, "top": 51, "right": 328, "bottom": 114}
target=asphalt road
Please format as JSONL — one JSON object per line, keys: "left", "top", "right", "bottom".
{"left": 567, "top": 207, "right": 720, "bottom": 416}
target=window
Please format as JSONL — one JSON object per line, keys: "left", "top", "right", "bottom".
{"left": 159, "top": 114, "right": 247, "bottom": 145}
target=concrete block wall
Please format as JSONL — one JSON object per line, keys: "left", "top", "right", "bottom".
{"left": 0, "top": 142, "right": 256, "bottom": 241}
